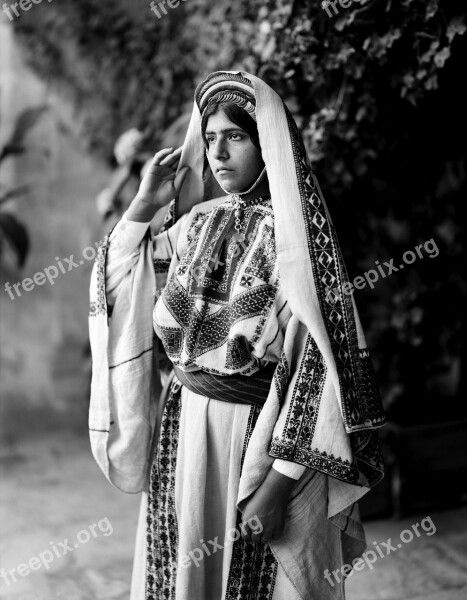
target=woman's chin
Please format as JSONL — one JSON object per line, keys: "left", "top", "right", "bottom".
{"left": 215, "top": 175, "right": 240, "bottom": 193}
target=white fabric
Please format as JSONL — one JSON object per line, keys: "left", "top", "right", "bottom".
{"left": 272, "top": 459, "right": 306, "bottom": 481}
{"left": 109, "top": 211, "right": 151, "bottom": 258}
{"left": 88, "top": 225, "right": 157, "bottom": 493}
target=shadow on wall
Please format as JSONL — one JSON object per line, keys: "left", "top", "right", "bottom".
{"left": 0, "top": 20, "right": 110, "bottom": 442}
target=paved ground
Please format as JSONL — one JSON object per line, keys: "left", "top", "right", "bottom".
{"left": 1, "top": 432, "right": 466, "bottom": 600}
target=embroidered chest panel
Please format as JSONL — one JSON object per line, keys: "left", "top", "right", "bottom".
{"left": 155, "top": 203, "right": 278, "bottom": 368}
{"left": 183, "top": 204, "right": 276, "bottom": 304}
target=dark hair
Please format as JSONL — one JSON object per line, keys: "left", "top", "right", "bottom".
{"left": 201, "top": 101, "right": 260, "bottom": 149}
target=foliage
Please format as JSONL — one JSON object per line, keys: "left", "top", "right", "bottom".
{"left": 0, "top": 104, "right": 48, "bottom": 268}
{"left": 11, "top": 0, "right": 466, "bottom": 421}
{"left": 249, "top": 0, "right": 467, "bottom": 422}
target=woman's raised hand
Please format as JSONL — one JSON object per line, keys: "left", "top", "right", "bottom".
{"left": 127, "top": 147, "right": 189, "bottom": 223}
{"left": 137, "top": 146, "right": 189, "bottom": 208}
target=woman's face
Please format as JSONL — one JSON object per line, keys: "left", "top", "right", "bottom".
{"left": 204, "top": 111, "right": 264, "bottom": 194}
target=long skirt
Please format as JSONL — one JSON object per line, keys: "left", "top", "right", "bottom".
{"left": 130, "top": 375, "right": 345, "bottom": 600}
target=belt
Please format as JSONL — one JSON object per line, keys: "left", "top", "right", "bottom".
{"left": 172, "top": 362, "right": 277, "bottom": 407}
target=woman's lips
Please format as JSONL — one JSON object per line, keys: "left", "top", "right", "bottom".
{"left": 217, "top": 168, "right": 233, "bottom": 175}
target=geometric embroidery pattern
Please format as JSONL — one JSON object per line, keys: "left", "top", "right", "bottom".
{"left": 225, "top": 337, "right": 252, "bottom": 370}
{"left": 159, "top": 326, "right": 183, "bottom": 358}
{"left": 156, "top": 201, "right": 277, "bottom": 374}
{"left": 225, "top": 403, "right": 278, "bottom": 600}
{"left": 89, "top": 233, "right": 111, "bottom": 317}
{"left": 240, "top": 274, "right": 255, "bottom": 288}
{"left": 283, "top": 104, "right": 385, "bottom": 434}
{"left": 160, "top": 275, "right": 275, "bottom": 371}
{"left": 244, "top": 223, "right": 276, "bottom": 283}
{"left": 266, "top": 334, "right": 364, "bottom": 480}
{"left": 273, "top": 351, "right": 290, "bottom": 407}
{"left": 146, "top": 383, "right": 182, "bottom": 600}
{"left": 280, "top": 334, "right": 327, "bottom": 449}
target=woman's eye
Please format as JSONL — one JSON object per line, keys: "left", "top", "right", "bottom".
{"left": 229, "top": 133, "right": 241, "bottom": 140}
{"left": 206, "top": 137, "right": 215, "bottom": 144}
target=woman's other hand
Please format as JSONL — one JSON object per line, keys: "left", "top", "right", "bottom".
{"left": 240, "top": 467, "right": 296, "bottom": 544}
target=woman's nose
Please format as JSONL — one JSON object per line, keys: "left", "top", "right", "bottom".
{"left": 212, "top": 138, "right": 228, "bottom": 160}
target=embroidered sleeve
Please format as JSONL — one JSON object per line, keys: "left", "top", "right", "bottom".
{"left": 268, "top": 313, "right": 328, "bottom": 473}
{"left": 105, "top": 209, "right": 191, "bottom": 307}
{"left": 269, "top": 308, "right": 384, "bottom": 489}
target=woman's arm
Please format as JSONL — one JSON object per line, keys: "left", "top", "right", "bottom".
{"left": 104, "top": 146, "right": 189, "bottom": 305}
{"left": 240, "top": 283, "right": 310, "bottom": 544}
{"left": 105, "top": 209, "right": 191, "bottom": 306}
{"left": 240, "top": 467, "right": 298, "bottom": 544}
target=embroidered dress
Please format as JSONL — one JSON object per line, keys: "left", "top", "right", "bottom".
{"left": 104, "top": 196, "right": 367, "bottom": 600}
{"left": 88, "top": 70, "right": 386, "bottom": 600}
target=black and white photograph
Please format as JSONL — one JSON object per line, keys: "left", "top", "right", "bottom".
{"left": 0, "top": 1, "right": 466, "bottom": 599}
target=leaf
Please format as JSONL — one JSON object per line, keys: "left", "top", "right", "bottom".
{"left": 0, "top": 105, "right": 49, "bottom": 161}
{"left": 434, "top": 46, "right": 451, "bottom": 69}
{"left": 0, "top": 185, "right": 31, "bottom": 206}
{"left": 447, "top": 17, "right": 467, "bottom": 43}
{"left": 355, "top": 105, "right": 367, "bottom": 122}
{"left": 425, "top": 0, "right": 439, "bottom": 20}
{"left": 0, "top": 212, "right": 29, "bottom": 268}
{"left": 424, "top": 75, "right": 438, "bottom": 90}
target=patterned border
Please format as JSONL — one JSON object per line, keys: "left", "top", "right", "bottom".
{"left": 270, "top": 437, "right": 360, "bottom": 485}
{"left": 267, "top": 328, "right": 384, "bottom": 487}
{"left": 225, "top": 404, "right": 278, "bottom": 600}
{"left": 283, "top": 103, "right": 386, "bottom": 434}
{"left": 146, "top": 384, "right": 182, "bottom": 600}
{"left": 278, "top": 333, "right": 326, "bottom": 448}
{"left": 195, "top": 72, "right": 255, "bottom": 113}
{"left": 89, "top": 233, "right": 111, "bottom": 318}
{"left": 272, "top": 351, "right": 290, "bottom": 407}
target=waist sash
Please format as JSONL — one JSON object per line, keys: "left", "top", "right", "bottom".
{"left": 172, "top": 363, "right": 276, "bottom": 407}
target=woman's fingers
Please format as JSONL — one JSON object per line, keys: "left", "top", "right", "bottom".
{"left": 239, "top": 517, "right": 278, "bottom": 545}
{"left": 159, "top": 146, "right": 183, "bottom": 167}
{"left": 151, "top": 147, "right": 174, "bottom": 165}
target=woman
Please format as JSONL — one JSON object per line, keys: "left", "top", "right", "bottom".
{"left": 88, "top": 71, "right": 386, "bottom": 600}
